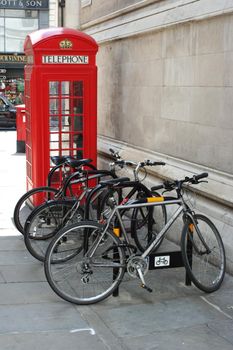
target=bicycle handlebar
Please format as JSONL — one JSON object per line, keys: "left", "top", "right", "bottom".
{"left": 109, "top": 148, "right": 165, "bottom": 172}
{"left": 193, "top": 172, "right": 208, "bottom": 182}
{"left": 139, "top": 160, "right": 166, "bottom": 167}
{"left": 109, "top": 148, "right": 121, "bottom": 160}
{"left": 151, "top": 172, "right": 208, "bottom": 192}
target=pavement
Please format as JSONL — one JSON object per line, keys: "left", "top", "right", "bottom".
{"left": 0, "top": 130, "right": 233, "bottom": 350}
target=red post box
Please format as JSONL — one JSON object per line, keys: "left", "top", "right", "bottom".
{"left": 16, "top": 104, "right": 26, "bottom": 153}
{"left": 23, "top": 27, "right": 98, "bottom": 191}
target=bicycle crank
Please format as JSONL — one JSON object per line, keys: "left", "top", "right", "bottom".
{"left": 127, "top": 255, "right": 152, "bottom": 293}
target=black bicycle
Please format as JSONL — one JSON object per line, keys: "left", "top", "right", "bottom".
{"left": 13, "top": 156, "right": 96, "bottom": 234}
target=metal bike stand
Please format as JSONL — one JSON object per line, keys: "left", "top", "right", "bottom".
{"left": 148, "top": 250, "right": 191, "bottom": 286}
{"left": 112, "top": 248, "right": 120, "bottom": 297}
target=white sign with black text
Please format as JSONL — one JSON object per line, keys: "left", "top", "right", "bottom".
{"left": 42, "top": 55, "right": 89, "bottom": 64}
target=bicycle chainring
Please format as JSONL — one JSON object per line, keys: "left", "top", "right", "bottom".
{"left": 127, "top": 255, "right": 149, "bottom": 278}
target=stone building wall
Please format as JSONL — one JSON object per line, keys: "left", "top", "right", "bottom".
{"left": 79, "top": 0, "right": 233, "bottom": 273}
{"left": 49, "top": 0, "right": 58, "bottom": 27}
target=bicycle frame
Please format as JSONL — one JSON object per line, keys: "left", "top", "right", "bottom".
{"left": 85, "top": 197, "right": 187, "bottom": 261}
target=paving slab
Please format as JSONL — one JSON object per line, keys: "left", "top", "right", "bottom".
{"left": 0, "top": 236, "right": 25, "bottom": 251}
{"left": 0, "top": 302, "right": 88, "bottom": 334}
{"left": 93, "top": 296, "right": 229, "bottom": 338}
{"left": 0, "top": 250, "right": 36, "bottom": 265}
{"left": 122, "top": 323, "right": 233, "bottom": 350}
{"left": 0, "top": 281, "right": 60, "bottom": 305}
{"left": 0, "top": 331, "right": 108, "bottom": 350}
{"left": 0, "top": 263, "right": 46, "bottom": 283}
{"left": 208, "top": 319, "right": 233, "bottom": 344}
{"left": 200, "top": 274, "right": 233, "bottom": 319}
{"left": 0, "top": 271, "right": 5, "bottom": 283}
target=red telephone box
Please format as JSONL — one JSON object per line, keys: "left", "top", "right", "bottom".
{"left": 24, "top": 27, "right": 98, "bottom": 191}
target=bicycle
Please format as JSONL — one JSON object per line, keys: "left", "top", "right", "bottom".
{"left": 44, "top": 172, "right": 225, "bottom": 305}
{"left": 85, "top": 162, "right": 167, "bottom": 252}
{"left": 13, "top": 156, "right": 96, "bottom": 234}
{"left": 23, "top": 167, "right": 117, "bottom": 262}
{"left": 89, "top": 148, "right": 167, "bottom": 250}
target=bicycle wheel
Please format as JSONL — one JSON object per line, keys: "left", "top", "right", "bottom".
{"left": 45, "top": 221, "right": 126, "bottom": 305}
{"left": 131, "top": 196, "right": 167, "bottom": 252}
{"left": 24, "top": 200, "right": 83, "bottom": 262}
{"left": 13, "top": 186, "right": 59, "bottom": 235}
{"left": 181, "top": 214, "right": 226, "bottom": 293}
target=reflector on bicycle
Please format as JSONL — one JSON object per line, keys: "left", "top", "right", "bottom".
{"left": 188, "top": 223, "right": 194, "bottom": 233}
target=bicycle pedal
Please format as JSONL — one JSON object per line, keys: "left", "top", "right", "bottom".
{"left": 141, "top": 284, "right": 153, "bottom": 293}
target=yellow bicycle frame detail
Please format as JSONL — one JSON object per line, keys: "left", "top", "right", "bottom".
{"left": 147, "top": 196, "right": 164, "bottom": 203}
{"left": 113, "top": 227, "right": 120, "bottom": 237}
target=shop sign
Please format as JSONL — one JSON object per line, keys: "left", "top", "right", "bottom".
{"left": 0, "top": 0, "right": 49, "bottom": 9}
{"left": 42, "top": 55, "right": 89, "bottom": 64}
{"left": 0, "top": 54, "right": 27, "bottom": 64}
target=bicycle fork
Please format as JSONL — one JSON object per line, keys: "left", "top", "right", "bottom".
{"left": 185, "top": 212, "right": 211, "bottom": 255}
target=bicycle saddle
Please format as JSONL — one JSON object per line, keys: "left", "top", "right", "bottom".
{"left": 100, "top": 177, "right": 130, "bottom": 186}
{"left": 66, "top": 158, "right": 93, "bottom": 168}
{"left": 50, "top": 155, "right": 74, "bottom": 166}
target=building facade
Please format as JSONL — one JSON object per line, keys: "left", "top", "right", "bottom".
{"left": 77, "top": 0, "right": 233, "bottom": 273}
{"left": 0, "top": 0, "right": 59, "bottom": 103}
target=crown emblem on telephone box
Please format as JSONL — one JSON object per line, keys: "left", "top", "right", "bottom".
{"left": 59, "top": 39, "right": 73, "bottom": 49}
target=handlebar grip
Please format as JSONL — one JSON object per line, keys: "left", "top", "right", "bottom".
{"left": 152, "top": 161, "right": 166, "bottom": 166}
{"left": 114, "top": 160, "right": 125, "bottom": 165}
{"left": 109, "top": 148, "right": 115, "bottom": 154}
{"left": 125, "top": 161, "right": 136, "bottom": 166}
{"left": 151, "top": 184, "right": 164, "bottom": 191}
{"left": 194, "top": 172, "right": 208, "bottom": 181}
{"left": 143, "top": 160, "right": 166, "bottom": 166}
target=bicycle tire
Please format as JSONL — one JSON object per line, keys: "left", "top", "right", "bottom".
{"left": 13, "top": 186, "right": 59, "bottom": 235}
{"left": 45, "top": 221, "right": 126, "bottom": 305}
{"left": 24, "top": 200, "right": 83, "bottom": 262}
{"left": 181, "top": 214, "right": 226, "bottom": 293}
{"left": 131, "top": 192, "right": 167, "bottom": 252}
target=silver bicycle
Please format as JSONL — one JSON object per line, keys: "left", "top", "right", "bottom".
{"left": 44, "top": 172, "right": 226, "bottom": 305}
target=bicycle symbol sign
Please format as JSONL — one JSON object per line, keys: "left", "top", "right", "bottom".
{"left": 154, "top": 255, "right": 170, "bottom": 267}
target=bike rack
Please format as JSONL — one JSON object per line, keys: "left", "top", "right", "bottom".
{"left": 112, "top": 236, "right": 192, "bottom": 297}
{"left": 148, "top": 249, "right": 191, "bottom": 286}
